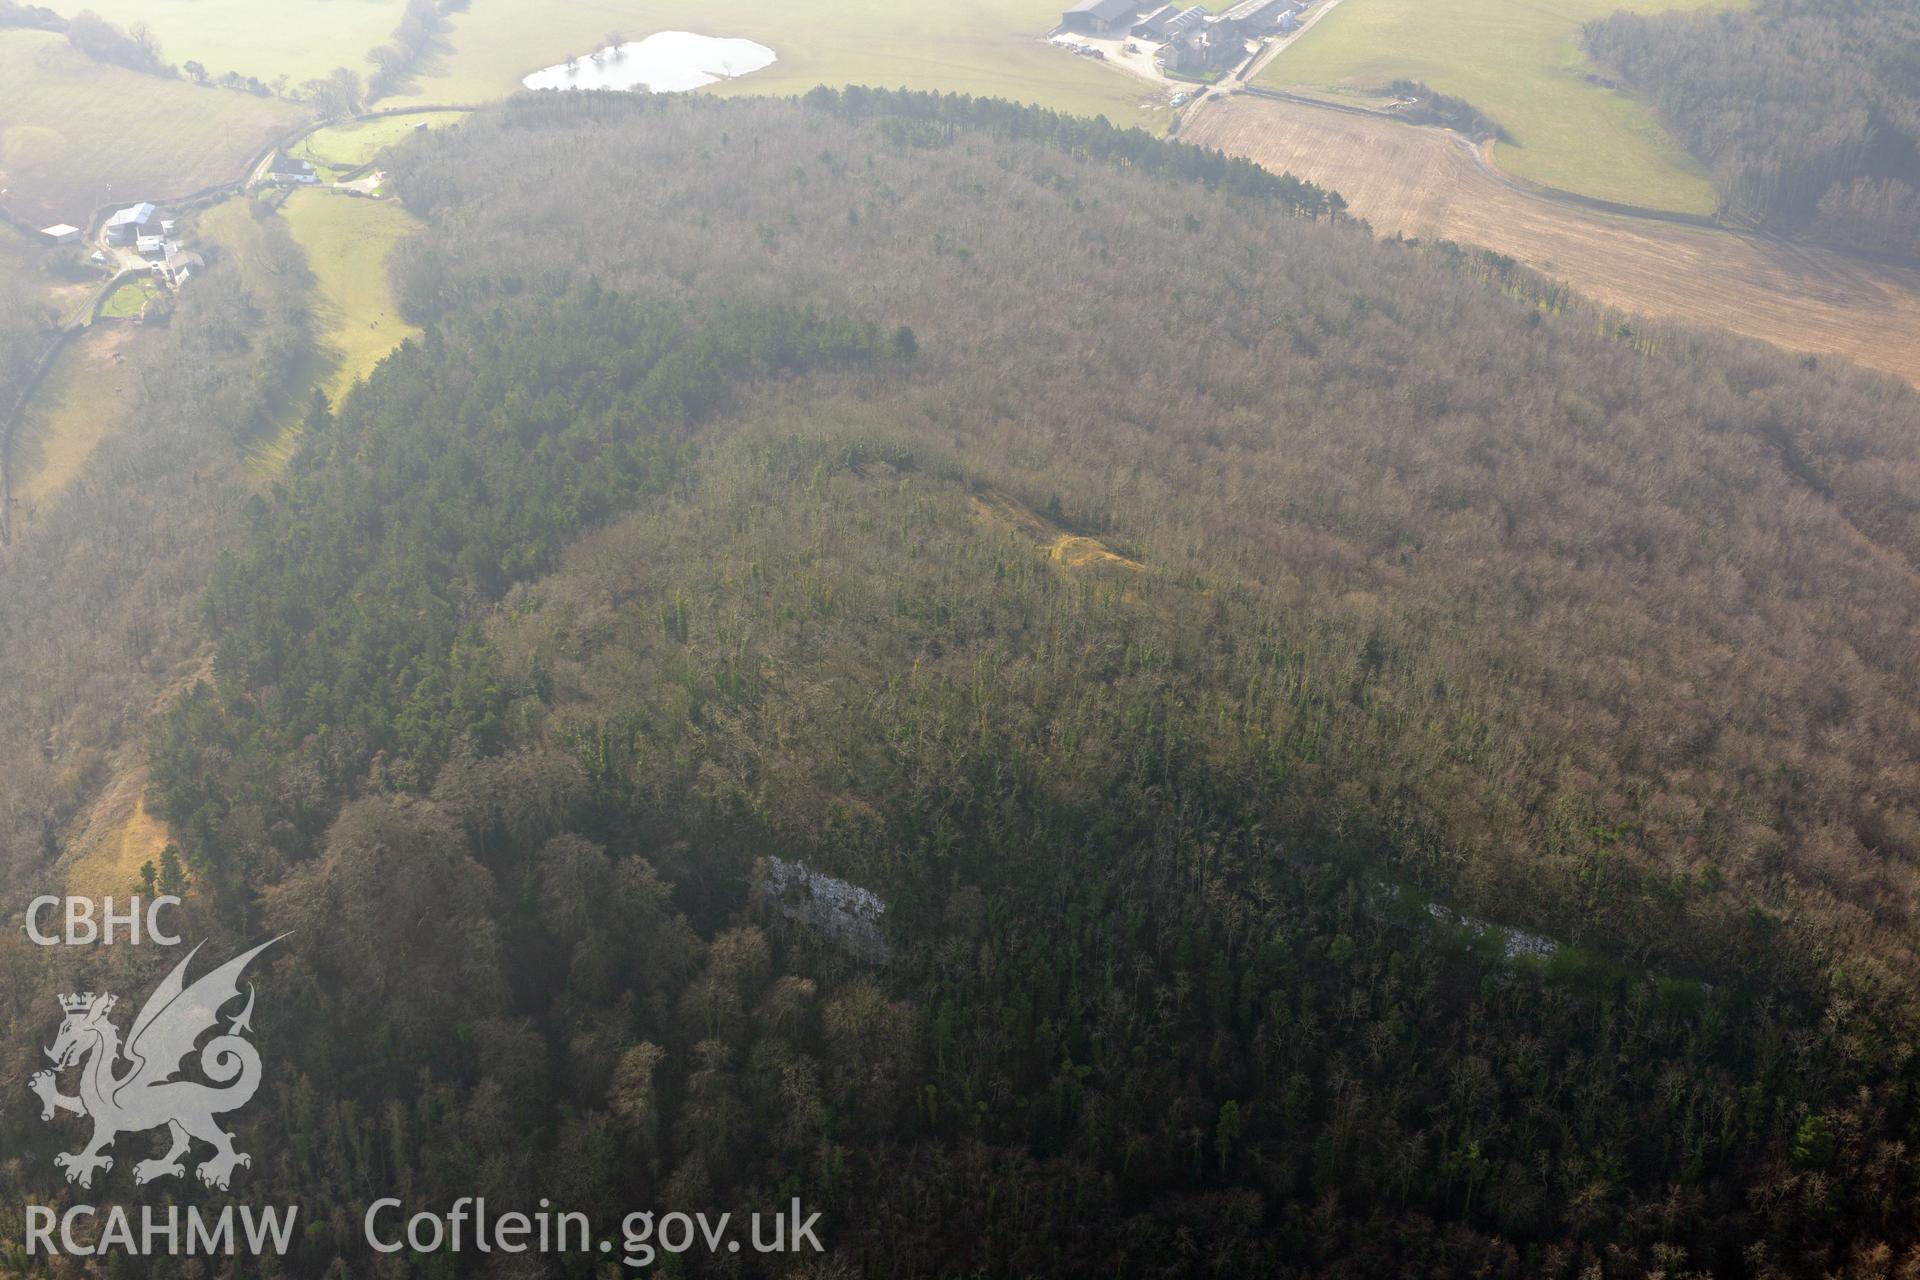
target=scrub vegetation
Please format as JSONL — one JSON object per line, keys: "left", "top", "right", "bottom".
{"left": 0, "top": 254, "right": 56, "bottom": 417}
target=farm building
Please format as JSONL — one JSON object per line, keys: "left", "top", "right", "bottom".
{"left": 1061, "top": 0, "right": 1139, "bottom": 34}
{"left": 137, "top": 233, "right": 169, "bottom": 259}
{"left": 104, "top": 203, "right": 158, "bottom": 246}
{"left": 39, "top": 224, "right": 81, "bottom": 246}
{"left": 1131, "top": 4, "right": 1179, "bottom": 36}
{"left": 1161, "top": 7, "right": 1208, "bottom": 38}
{"left": 268, "top": 153, "right": 319, "bottom": 186}
{"left": 1220, "top": 0, "right": 1296, "bottom": 33}
{"left": 159, "top": 249, "right": 204, "bottom": 285}
{"left": 1161, "top": 20, "right": 1245, "bottom": 74}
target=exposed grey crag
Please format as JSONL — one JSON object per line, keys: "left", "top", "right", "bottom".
{"left": 765, "top": 856, "right": 890, "bottom": 964}
{"left": 1425, "top": 901, "right": 1558, "bottom": 962}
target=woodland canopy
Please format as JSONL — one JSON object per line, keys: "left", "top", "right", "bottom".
{"left": 3, "top": 90, "right": 1920, "bottom": 1276}
{"left": 1585, "top": 0, "right": 1920, "bottom": 255}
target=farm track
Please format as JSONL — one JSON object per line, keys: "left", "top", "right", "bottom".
{"left": 1185, "top": 93, "right": 1920, "bottom": 389}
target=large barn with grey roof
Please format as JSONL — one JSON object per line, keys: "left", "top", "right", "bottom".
{"left": 1061, "top": 0, "right": 1140, "bottom": 34}
{"left": 105, "top": 202, "right": 158, "bottom": 247}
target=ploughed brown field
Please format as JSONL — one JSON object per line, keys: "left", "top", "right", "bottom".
{"left": 1186, "top": 93, "right": 1920, "bottom": 388}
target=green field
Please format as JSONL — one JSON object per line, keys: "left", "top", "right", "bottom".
{"left": 280, "top": 190, "right": 420, "bottom": 406}
{"left": 8, "top": 325, "right": 142, "bottom": 505}
{"left": 0, "top": 30, "right": 306, "bottom": 228}
{"left": 36, "top": 0, "right": 406, "bottom": 86}
{"left": 292, "top": 111, "right": 470, "bottom": 175}
{"left": 1259, "top": 0, "right": 1735, "bottom": 214}
{"left": 33, "top": 0, "right": 1168, "bottom": 126}
{"left": 226, "top": 188, "right": 421, "bottom": 473}
{"left": 385, "top": 0, "right": 1160, "bottom": 125}
{"left": 99, "top": 273, "right": 163, "bottom": 318}
{"left": 205, "top": 190, "right": 421, "bottom": 470}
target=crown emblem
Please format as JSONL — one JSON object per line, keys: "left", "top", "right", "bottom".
{"left": 58, "top": 992, "right": 113, "bottom": 1015}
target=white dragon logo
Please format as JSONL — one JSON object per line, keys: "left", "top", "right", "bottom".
{"left": 28, "top": 937, "right": 282, "bottom": 1191}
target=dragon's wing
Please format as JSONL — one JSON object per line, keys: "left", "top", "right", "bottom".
{"left": 114, "top": 936, "right": 284, "bottom": 1100}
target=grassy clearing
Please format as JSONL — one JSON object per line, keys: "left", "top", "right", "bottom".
{"left": 1257, "top": 0, "right": 1736, "bottom": 215}
{"left": 234, "top": 188, "right": 421, "bottom": 474}
{"left": 971, "top": 492, "right": 1144, "bottom": 572}
{"left": 9, "top": 325, "right": 142, "bottom": 506}
{"left": 293, "top": 111, "right": 469, "bottom": 173}
{"left": 61, "top": 770, "right": 170, "bottom": 899}
{"left": 67, "top": 795, "right": 169, "bottom": 897}
{"left": 281, "top": 190, "right": 421, "bottom": 406}
{"left": 0, "top": 30, "right": 307, "bottom": 228}
{"left": 387, "top": 0, "right": 1161, "bottom": 126}
{"left": 35, "top": 0, "right": 405, "bottom": 86}
{"left": 98, "top": 273, "right": 163, "bottom": 318}
{"left": 79, "top": 797, "right": 170, "bottom": 897}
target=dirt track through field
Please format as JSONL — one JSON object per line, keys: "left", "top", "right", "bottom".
{"left": 1186, "top": 94, "right": 1920, "bottom": 388}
